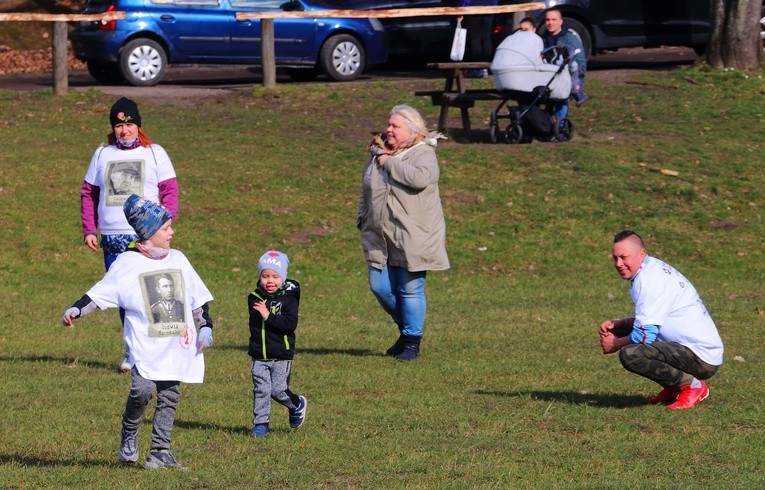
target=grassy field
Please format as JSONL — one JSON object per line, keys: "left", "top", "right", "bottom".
{"left": 0, "top": 65, "right": 763, "bottom": 488}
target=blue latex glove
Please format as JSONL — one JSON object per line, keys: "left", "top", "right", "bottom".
{"left": 62, "top": 307, "right": 80, "bottom": 327}
{"left": 198, "top": 326, "right": 213, "bottom": 350}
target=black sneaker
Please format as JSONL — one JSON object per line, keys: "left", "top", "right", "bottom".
{"left": 144, "top": 450, "right": 188, "bottom": 471}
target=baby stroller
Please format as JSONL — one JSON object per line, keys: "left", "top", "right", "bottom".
{"left": 488, "top": 31, "right": 574, "bottom": 144}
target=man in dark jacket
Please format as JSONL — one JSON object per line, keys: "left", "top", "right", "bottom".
{"left": 542, "top": 7, "right": 588, "bottom": 130}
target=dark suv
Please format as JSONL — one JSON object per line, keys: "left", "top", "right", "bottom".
{"left": 496, "top": 0, "right": 765, "bottom": 57}
{"left": 70, "top": 0, "right": 388, "bottom": 86}
{"left": 378, "top": 0, "right": 764, "bottom": 64}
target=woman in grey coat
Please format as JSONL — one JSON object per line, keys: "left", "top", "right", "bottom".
{"left": 357, "top": 104, "right": 450, "bottom": 361}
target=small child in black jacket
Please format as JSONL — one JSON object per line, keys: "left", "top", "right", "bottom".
{"left": 248, "top": 250, "right": 306, "bottom": 438}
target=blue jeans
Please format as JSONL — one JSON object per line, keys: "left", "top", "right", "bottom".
{"left": 368, "top": 265, "right": 427, "bottom": 337}
{"left": 102, "top": 234, "right": 137, "bottom": 326}
{"left": 555, "top": 76, "right": 585, "bottom": 121}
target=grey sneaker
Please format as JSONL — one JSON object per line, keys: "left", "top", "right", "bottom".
{"left": 118, "top": 429, "right": 138, "bottom": 463}
{"left": 144, "top": 450, "right": 188, "bottom": 471}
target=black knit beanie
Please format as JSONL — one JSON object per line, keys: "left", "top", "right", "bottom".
{"left": 110, "top": 97, "right": 142, "bottom": 127}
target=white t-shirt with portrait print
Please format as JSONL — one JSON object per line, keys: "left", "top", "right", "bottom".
{"left": 85, "top": 248, "right": 213, "bottom": 383}
{"left": 84, "top": 144, "right": 176, "bottom": 236}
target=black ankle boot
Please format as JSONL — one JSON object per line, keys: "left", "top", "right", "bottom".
{"left": 385, "top": 325, "right": 405, "bottom": 356}
{"left": 396, "top": 335, "right": 421, "bottom": 361}
{"left": 386, "top": 334, "right": 406, "bottom": 356}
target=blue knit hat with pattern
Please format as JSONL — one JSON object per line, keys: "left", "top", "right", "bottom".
{"left": 258, "top": 250, "right": 289, "bottom": 282}
{"left": 123, "top": 194, "right": 172, "bottom": 240}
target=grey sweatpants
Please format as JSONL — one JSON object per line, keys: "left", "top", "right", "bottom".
{"left": 619, "top": 341, "right": 719, "bottom": 388}
{"left": 122, "top": 367, "right": 181, "bottom": 451}
{"left": 251, "top": 359, "right": 300, "bottom": 425}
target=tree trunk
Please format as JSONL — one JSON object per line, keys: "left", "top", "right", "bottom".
{"left": 706, "top": 0, "right": 763, "bottom": 69}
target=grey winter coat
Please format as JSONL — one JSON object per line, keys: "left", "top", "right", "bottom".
{"left": 358, "top": 140, "right": 450, "bottom": 272}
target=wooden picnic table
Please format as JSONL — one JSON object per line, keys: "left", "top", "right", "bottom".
{"left": 418, "top": 61, "right": 496, "bottom": 134}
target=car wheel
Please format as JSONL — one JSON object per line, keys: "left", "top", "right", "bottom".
{"left": 86, "top": 61, "right": 123, "bottom": 85}
{"left": 285, "top": 67, "right": 321, "bottom": 82}
{"left": 119, "top": 38, "right": 167, "bottom": 87}
{"left": 319, "top": 34, "right": 365, "bottom": 82}
{"left": 563, "top": 18, "right": 592, "bottom": 58}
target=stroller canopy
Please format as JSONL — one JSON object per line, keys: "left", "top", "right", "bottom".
{"left": 490, "top": 30, "right": 571, "bottom": 100}
{"left": 491, "top": 31, "right": 544, "bottom": 69}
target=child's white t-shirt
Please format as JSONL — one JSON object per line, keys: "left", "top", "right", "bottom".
{"left": 631, "top": 256, "right": 723, "bottom": 366}
{"left": 84, "top": 144, "right": 176, "bottom": 235}
{"left": 86, "top": 249, "right": 213, "bottom": 383}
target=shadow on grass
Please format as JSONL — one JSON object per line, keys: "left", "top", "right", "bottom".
{"left": 0, "top": 453, "right": 132, "bottom": 469}
{"left": 475, "top": 389, "right": 646, "bottom": 408}
{"left": 0, "top": 354, "right": 115, "bottom": 372}
{"left": 301, "top": 347, "right": 380, "bottom": 357}
{"left": 215, "top": 345, "right": 380, "bottom": 357}
{"left": 173, "top": 418, "right": 300, "bottom": 437}
{"left": 172, "top": 418, "right": 251, "bottom": 436}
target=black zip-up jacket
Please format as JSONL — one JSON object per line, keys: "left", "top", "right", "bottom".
{"left": 247, "top": 279, "right": 300, "bottom": 360}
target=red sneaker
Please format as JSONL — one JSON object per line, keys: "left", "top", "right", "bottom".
{"left": 667, "top": 381, "right": 709, "bottom": 410}
{"left": 646, "top": 386, "right": 680, "bottom": 404}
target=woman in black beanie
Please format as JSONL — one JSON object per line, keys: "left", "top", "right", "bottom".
{"left": 79, "top": 96, "right": 180, "bottom": 372}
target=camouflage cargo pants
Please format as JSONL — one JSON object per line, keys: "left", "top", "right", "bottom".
{"left": 619, "top": 341, "right": 719, "bottom": 388}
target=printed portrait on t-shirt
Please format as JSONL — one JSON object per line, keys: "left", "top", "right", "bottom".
{"left": 106, "top": 159, "right": 145, "bottom": 206}
{"left": 140, "top": 270, "right": 187, "bottom": 337}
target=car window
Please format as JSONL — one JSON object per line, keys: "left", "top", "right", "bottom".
{"left": 151, "top": 0, "right": 220, "bottom": 6}
{"left": 230, "top": 0, "right": 285, "bottom": 7}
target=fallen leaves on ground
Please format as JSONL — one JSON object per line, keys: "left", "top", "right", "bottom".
{"left": 0, "top": 43, "right": 85, "bottom": 75}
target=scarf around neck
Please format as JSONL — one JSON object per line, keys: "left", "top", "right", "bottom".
{"left": 368, "top": 131, "right": 447, "bottom": 157}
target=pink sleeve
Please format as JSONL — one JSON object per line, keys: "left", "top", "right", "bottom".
{"left": 80, "top": 181, "right": 100, "bottom": 238}
{"left": 159, "top": 177, "right": 179, "bottom": 219}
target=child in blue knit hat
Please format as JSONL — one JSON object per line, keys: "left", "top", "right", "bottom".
{"left": 61, "top": 194, "right": 214, "bottom": 470}
{"left": 247, "top": 250, "right": 307, "bottom": 438}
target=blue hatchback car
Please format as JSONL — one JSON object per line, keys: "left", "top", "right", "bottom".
{"left": 71, "top": 0, "right": 388, "bottom": 86}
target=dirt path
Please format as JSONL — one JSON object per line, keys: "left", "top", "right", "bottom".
{"left": 0, "top": 46, "right": 698, "bottom": 102}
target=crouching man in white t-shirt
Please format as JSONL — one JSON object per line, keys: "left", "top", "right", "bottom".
{"left": 599, "top": 230, "right": 723, "bottom": 411}
{"left": 62, "top": 194, "right": 214, "bottom": 470}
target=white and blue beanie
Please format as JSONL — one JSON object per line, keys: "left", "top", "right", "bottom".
{"left": 258, "top": 250, "right": 289, "bottom": 282}
{"left": 123, "top": 194, "right": 172, "bottom": 240}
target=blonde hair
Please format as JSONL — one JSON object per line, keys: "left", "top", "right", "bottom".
{"left": 390, "top": 104, "right": 428, "bottom": 139}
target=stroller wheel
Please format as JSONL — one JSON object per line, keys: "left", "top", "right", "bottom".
{"left": 504, "top": 124, "right": 523, "bottom": 144}
{"left": 489, "top": 112, "right": 500, "bottom": 144}
{"left": 554, "top": 118, "right": 574, "bottom": 142}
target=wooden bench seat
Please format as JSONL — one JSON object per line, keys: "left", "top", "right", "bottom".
{"left": 415, "top": 89, "right": 515, "bottom": 134}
